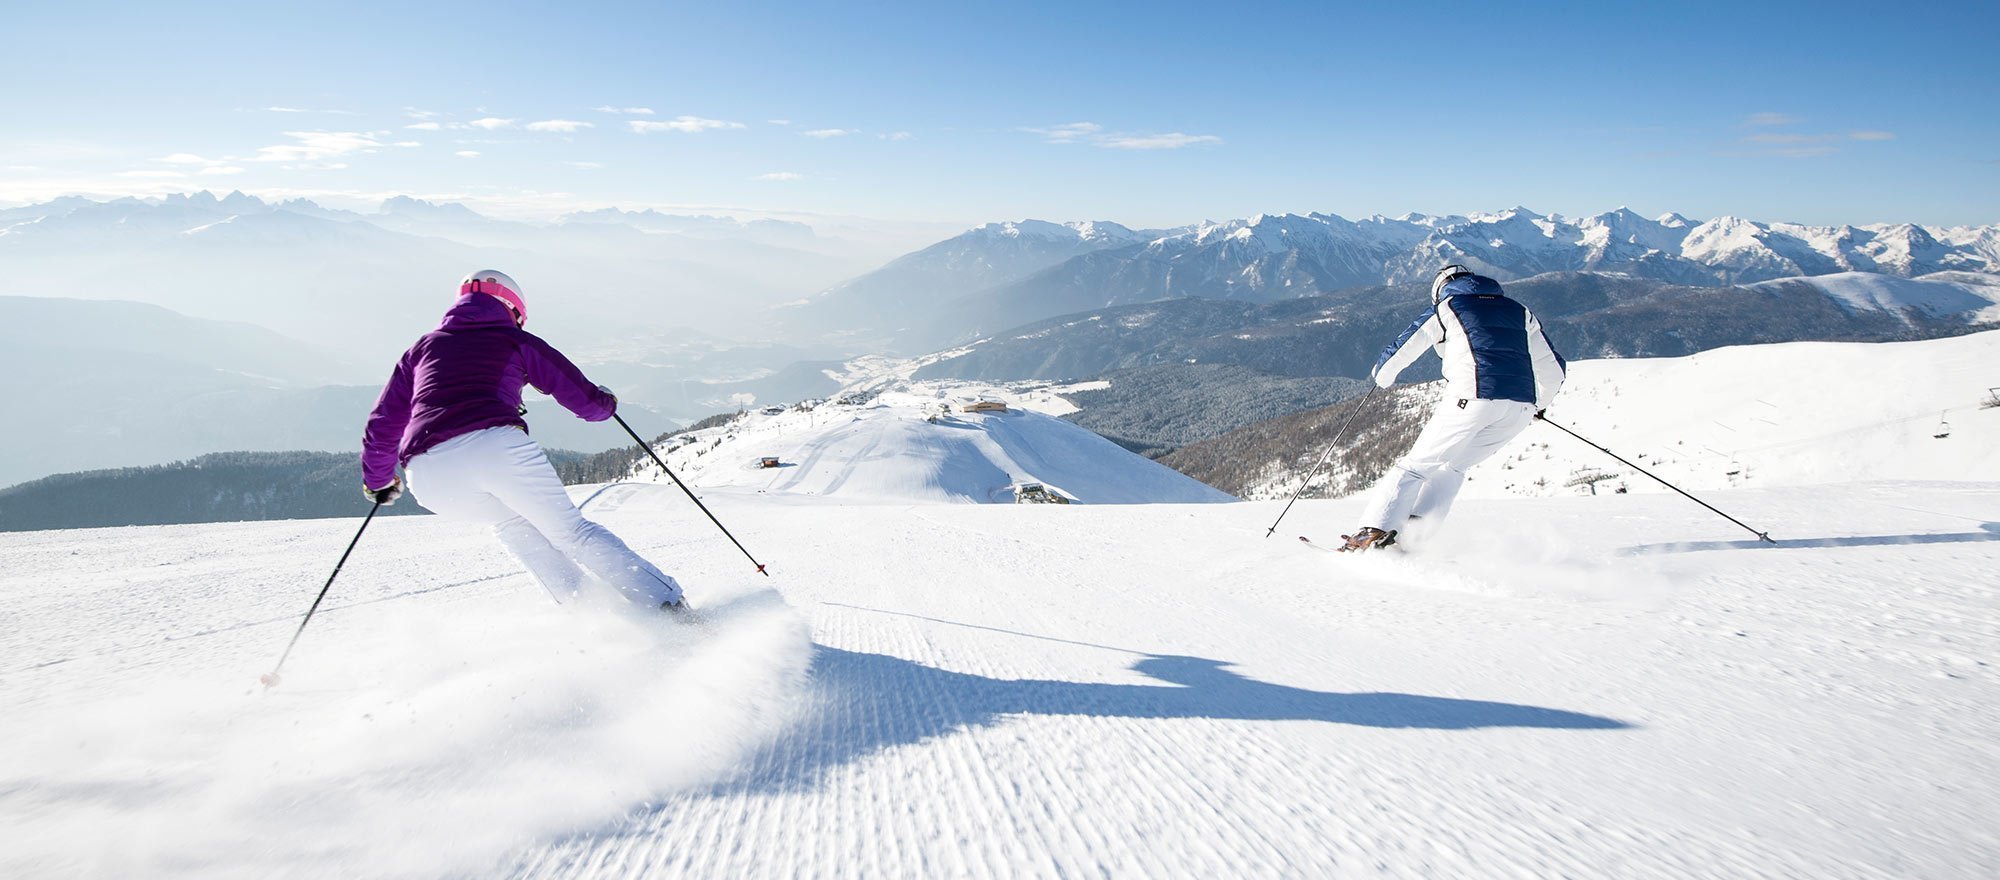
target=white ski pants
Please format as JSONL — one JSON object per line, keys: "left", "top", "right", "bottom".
{"left": 1358, "top": 397, "right": 1536, "bottom": 535}
{"left": 405, "top": 426, "right": 683, "bottom": 606}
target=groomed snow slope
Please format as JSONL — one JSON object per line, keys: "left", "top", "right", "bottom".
{"left": 2, "top": 482, "right": 1995, "bottom": 877}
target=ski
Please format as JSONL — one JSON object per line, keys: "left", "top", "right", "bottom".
{"left": 1298, "top": 535, "right": 1344, "bottom": 553}
{"left": 1298, "top": 534, "right": 1400, "bottom": 555}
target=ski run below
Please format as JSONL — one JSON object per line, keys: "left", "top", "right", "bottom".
{"left": 3, "top": 330, "right": 1999, "bottom": 878}
{"left": 3, "top": 480, "right": 1997, "bottom": 878}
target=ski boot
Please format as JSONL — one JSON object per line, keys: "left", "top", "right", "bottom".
{"left": 1338, "top": 527, "right": 1397, "bottom": 553}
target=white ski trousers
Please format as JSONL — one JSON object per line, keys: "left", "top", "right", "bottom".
{"left": 1358, "top": 397, "right": 1536, "bottom": 535}
{"left": 405, "top": 426, "right": 682, "bottom": 606}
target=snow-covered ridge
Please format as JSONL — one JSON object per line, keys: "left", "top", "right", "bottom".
{"left": 1747, "top": 271, "right": 2000, "bottom": 323}
{"left": 631, "top": 380, "right": 1233, "bottom": 505}
{"left": 1468, "top": 329, "right": 2000, "bottom": 498}
{"left": 968, "top": 219, "right": 1146, "bottom": 245}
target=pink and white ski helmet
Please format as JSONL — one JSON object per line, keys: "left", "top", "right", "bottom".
{"left": 459, "top": 269, "right": 526, "bottom": 326}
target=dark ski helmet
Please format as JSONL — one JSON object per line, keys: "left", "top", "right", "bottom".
{"left": 1431, "top": 264, "right": 1473, "bottom": 304}
{"left": 459, "top": 269, "right": 526, "bottom": 327}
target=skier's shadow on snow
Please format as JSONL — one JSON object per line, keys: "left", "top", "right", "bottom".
{"left": 1619, "top": 524, "right": 2000, "bottom": 556}
{"left": 719, "top": 639, "right": 1629, "bottom": 795}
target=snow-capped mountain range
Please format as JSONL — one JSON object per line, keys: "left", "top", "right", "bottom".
{"left": 794, "top": 209, "right": 2000, "bottom": 351}
{"left": 1154, "top": 207, "right": 1998, "bottom": 287}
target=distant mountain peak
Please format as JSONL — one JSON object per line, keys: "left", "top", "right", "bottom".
{"left": 969, "top": 219, "right": 1139, "bottom": 245}
{"left": 160, "top": 190, "right": 270, "bottom": 211}
{"left": 378, "top": 195, "right": 483, "bottom": 218}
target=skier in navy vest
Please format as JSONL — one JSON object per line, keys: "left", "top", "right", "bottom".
{"left": 1340, "top": 265, "right": 1566, "bottom": 552}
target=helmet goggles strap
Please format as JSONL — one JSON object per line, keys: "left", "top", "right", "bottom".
{"left": 462, "top": 278, "right": 525, "bottom": 327}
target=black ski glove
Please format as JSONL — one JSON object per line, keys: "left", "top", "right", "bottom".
{"left": 1534, "top": 408, "right": 1547, "bottom": 420}
{"left": 364, "top": 478, "right": 402, "bottom": 506}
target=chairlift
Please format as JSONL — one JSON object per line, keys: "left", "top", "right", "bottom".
{"left": 1986, "top": 387, "right": 2000, "bottom": 410}
{"left": 1934, "top": 411, "right": 1951, "bottom": 440}
{"left": 1725, "top": 459, "right": 1743, "bottom": 477}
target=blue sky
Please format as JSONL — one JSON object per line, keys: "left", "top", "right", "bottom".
{"left": 4, "top": 0, "right": 1996, "bottom": 227}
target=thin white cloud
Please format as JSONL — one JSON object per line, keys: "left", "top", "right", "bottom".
{"left": 252, "top": 131, "right": 386, "bottom": 163}
{"left": 563, "top": 161, "right": 605, "bottom": 169}
{"left": 881, "top": 131, "right": 912, "bottom": 141}
{"left": 1746, "top": 132, "right": 1837, "bottom": 145}
{"left": 267, "top": 106, "right": 309, "bottom": 113}
{"left": 1735, "top": 126, "right": 1892, "bottom": 158}
{"left": 1098, "top": 132, "right": 1222, "bottom": 150}
{"left": 392, "top": 141, "right": 423, "bottom": 148}
{"left": 455, "top": 151, "right": 481, "bottom": 158}
{"left": 804, "top": 128, "right": 856, "bottom": 138}
{"left": 595, "top": 106, "right": 654, "bottom": 115}
{"left": 1025, "top": 122, "right": 1103, "bottom": 144}
{"left": 768, "top": 119, "right": 793, "bottom": 126}
{"left": 628, "top": 116, "right": 745, "bottom": 134}
{"left": 405, "top": 108, "right": 438, "bottom": 119}
{"left": 115, "top": 170, "right": 188, "bottom": 179}
{"left": 1744, "top": 112, "right": 1802, "bottom": 127}
{"left": 467, "top": 117, "right": 515, "bottom": 130}
{"left": 755, "top": 171, "right": 804, "bottom": 181}
{"left": 267, "top": 106, "right": 356, "bottom": 115}
{"left": 526, "top": 119, "right": 594, "bottom": 133}
{"left": 1026, "top": 122, "right": 1220, "bottom": 150}
{"left": 156, "top": 152, "right": 248, "bottom": 175}
{"left": 406, "top": 122, "right": 442, "bottom": 131}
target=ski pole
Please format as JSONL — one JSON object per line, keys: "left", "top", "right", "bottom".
{"left": 613, "top": 412, "right": 770, "bottom": 576}
{"left": 1536, "top": 413, "right": 1776, "bottom": 544}
{"left": 1265, "top": 386, "right": 1377, "bottom": 538}
{"left": 261, "top": 500, "right": 381, "bottom": 688}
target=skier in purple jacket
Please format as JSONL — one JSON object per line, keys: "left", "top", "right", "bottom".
{"left": 362, "top": 270, "right": 684, "bottom": 609}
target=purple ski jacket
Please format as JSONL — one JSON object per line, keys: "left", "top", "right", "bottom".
{"left": 361, "top": 294, "right": 615, "bottom": 489}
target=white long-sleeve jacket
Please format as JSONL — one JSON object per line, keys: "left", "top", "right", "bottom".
{"left": 1372, "top": 275, "right": 1566, "bottom": 409}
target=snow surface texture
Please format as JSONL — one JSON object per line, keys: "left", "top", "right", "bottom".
{"left": 0, "top": 532, "right": 811, "bottom": 879}
{"left": 3, "top": 334, "right": 1998, "bottom": 878}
